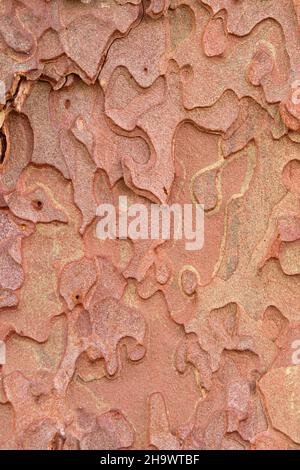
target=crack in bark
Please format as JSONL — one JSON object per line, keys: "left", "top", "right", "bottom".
{"left": 0, "top": 127, "right": 7, "bottom": 165}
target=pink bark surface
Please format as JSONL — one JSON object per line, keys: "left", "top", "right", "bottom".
{"left": 0, "top": 0, "right": 300, "bottom": 450}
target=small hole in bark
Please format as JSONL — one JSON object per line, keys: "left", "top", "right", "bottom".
{"left": 64, "top": 99, "right": 71, "bottom": 109}
{"left": 32, "top": 200, "right": 43, "bottom": 210}
{"left": 143, "top": 67, "right": 148, "bottom": 73}
{"left": 73, "top": 293, "right": 82, "bottom": 304}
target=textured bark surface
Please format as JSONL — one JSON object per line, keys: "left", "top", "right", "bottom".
{"left": 1, "top": 0, "right": 300, "bottom": 450}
